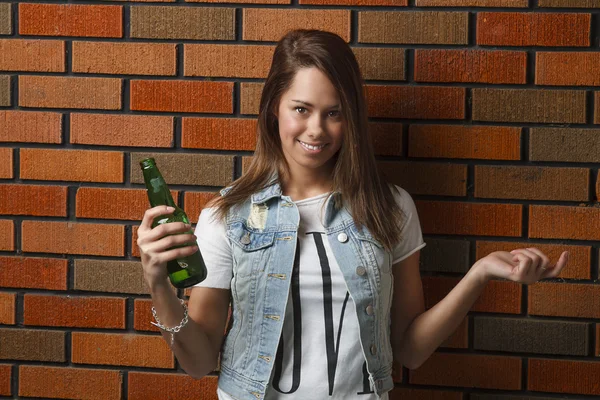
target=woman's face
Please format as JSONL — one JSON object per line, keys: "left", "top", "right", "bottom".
{"left": 276, "top": 67, "right": 344, "bottom": 178}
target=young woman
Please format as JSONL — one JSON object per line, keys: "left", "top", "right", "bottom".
{"left": 137, "top": 29, "right": 569, "bottom": 400}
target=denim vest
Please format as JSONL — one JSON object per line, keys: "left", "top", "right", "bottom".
{"left": 217, "top": 177, "right": 395, "bottom": 399}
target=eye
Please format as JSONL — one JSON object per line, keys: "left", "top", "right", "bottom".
{"left": 328, "top": 110, "right": 341, "bottom": 118}
{"left": 295, "top": 107, "right": 307, "bottom": 114}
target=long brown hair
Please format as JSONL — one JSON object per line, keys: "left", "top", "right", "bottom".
{"left": 210, "top": 29, "right": 405, "bottom": 251}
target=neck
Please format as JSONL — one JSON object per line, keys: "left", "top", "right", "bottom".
{"left": 280, "top": 166, "right": 334, "bottom": 201}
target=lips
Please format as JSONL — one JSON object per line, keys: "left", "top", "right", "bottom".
{"left": 298, "top": 140, "right": 327, "bottom": 150}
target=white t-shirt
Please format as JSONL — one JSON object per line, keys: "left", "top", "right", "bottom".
{"left": 194, "top": 186, "right": 426, "bottom": 400}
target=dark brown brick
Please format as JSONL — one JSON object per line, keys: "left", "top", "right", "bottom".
{"left": 378, "top": 161, "right": 467, "bottom": 196}
{"left": 530, "top": 127, "right": 600, "bottom": 162}
{"left": 415, "top": 49, "right": 527, "bottom": 84}
{"left": 130, "top": 152, "right": 233, "bottom": 187}
{"left": 131, "top": 6, "right": 234, "bottom": 40}
{"left": 353, "top": 47, "right": 405, "bottom": 81}
{"left": 530, "top": 205, "right": 600, "bottom": 241}
{"left": 240, "top": 82, "right": 263, "bottom": 115}
{"left": 474, "top": 166, "right": 589, "bottom": 201}
{"left": 528, "top": 359, "right": 600, "bottom": 395}
{"left": 369, "top": 122, "right": 403, "bottom": 156}
{"left": 477, "top": 12, "right": 590, "bottom": 47}
{"left": 182, "top": 118, "right": 257, "bottom": 151}
{"left": 0, "top": 293, "right": 15, "bottom": 325}
{"left": 0, "top": 110, "right": 62, "bottom": 143}
{"left": 0, "top": 256, "right": 68, "bottom": 290}
{"left": 472, "top": 394, "right": 560, "bottom": 400}
{"left": 474, "top": 317, "right": 588, "bottom": 356}
{"left": 529, "top": 282, "right": 600, "bottom": 318}
{"left": 537, "top": 52, "right": 600, "bottom": 86}
{"left": 359, "top": 12, "right": 468, "bottom": 44}
{"left": 302, "top": 0, "right": 406, "bottom": 4}
{"left": 0, "top": 4, "right": 11, "bottom": 35}
{"left": 0, "top": 184, "right": 67, "bottom": 216}
{"left": 420, "top": 238, "right": 470, "bottom": 273}
{"left": 128, "top": 372, "right": 218, "bottom": 400}
{"left": 390, "top": 388, "right": 462, "bottom": 400}
{"left": 0, "top": 328, "right": 65, "bottom": 362}
{"left": 184, "top": 44, "right": 274, "bottom": 78}
{"left": 0, "top": 39, "right": 64, "bottom": 72}
{"left": 472, "top": 88, "right": 586, "bottom": 123}
{"left": 0, "top": 75, "right": 10, "bottom": 106}
{"left": 74, "top": 259, "right": 151, "bottom": 295}
{"left": 366, "top": 85, "right": 465, "bottom": 119}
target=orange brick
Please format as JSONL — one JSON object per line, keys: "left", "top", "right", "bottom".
{"left": 71, "top": 113, "right": 173, "bottom": 147}
{"left": 366, "top": 85, "right": 465, "bottom": 119}
{"left": 243, "top": 9, "right": 350, "bottom": 42}
{"left": 301, "top": 0, "right": 406, "bottom": 5}
{"left": 0, "top": 292, "right": 15, "bottom": 325}
{"left": 131, "top": 80, "right": 232, "bottom": 113}
{"left": 410, "top": 353, "right": 521, "bottom": 389}
{"left": 409, "top": 125, "right": 520, "bottom": 160}
{"left": 184, "top": 44, "right": 274, "bottom": 78}
{"left": 0, "top": 184, "right": 67, "bottom": 216}
{"left": 477, "top": 12, "right": 591, "bottom": 47}
{"left": 369, "top": 122, "right": 403, "bottom": 156}
{"left": 19, "top": 365, "right": 122, "bottom": 400}
{"left": 529, "top": 282, "right": 600, "bottom": 318}
{"left": 530, "top": 205, "right": 600, "bottom": 240}
{"left": 0, "top": 111, "right": 62, "bottom": 143}
{"left": 240, "top": 82, "right": 263, "bottom": 115}
{"left": 132, "top": 225, "right": 141, "bottom": 257}
{"left": 0, "top": 256, "right": 68, "bottom": 290}
{"left": 72, "top": 332, "right": 174, "bottom": 368}
{"left": 0, "top": 220, "right": 14, "bottom": 251}
{"left": 133, "top": 299, "right": 159, "bottom": 332}
{"left": 474, "top": 166, "right": 589, "bottom": 201}
{"left": 128, "top": 372, "right": 218, "bottom": 400}
{"left": 184, "top": 191, "right": 218, "bottom": 224}
{"left": 415, "top": 49, "right": 527, "bottom": 84}
{"left": 476, "top": 241, "right": 590, "bottom": 280}
{"left": 19, "top": 75, "right": 121, "bottom": 110}
{"left": 539, "top": 0, "right": 600, "bottom": 5}
{"left": 182, "top": 118, "right": 257, "bottom": 151}
{"left": 422, "top": 276, "right": 522, "bottom": 314}
{"left": 189, "top": 0, "right": 286, "bottom": 3}
{"left": 418, "top": 0, "right": 526, "bottom": 4}
{"left": 0, "top": 148, "right": 12, "bottom": 178}
{"left": 379, "top": 161, "right": 467, "bottom": 197}
{"left": 24, "top": 294, "right": 126, "bottom": 328}
{"left": 537, "top": 52, "right": 600, "bottom": 86}
{"left": 19, "top": 4, "right": 122, "bottom": 38}
{"left": 22, "top": 221, "right": 125, "bottom": 256}
{"left": 0, "top": 364, "right": 10, "bottom": 396}
{"left": 528, "top": 358, "right": 600, "bottom": 395}
{"left": 0, "top": 39, "right": 64, "bottom": 72}
{"left": 20, "top": 148, "right": 123, "bottom": 183}
{"left": 416, "top": 201, "right": 522, "bottom": 236}
{"left": 73, "top": 41, "right": 175, "bottom": 75}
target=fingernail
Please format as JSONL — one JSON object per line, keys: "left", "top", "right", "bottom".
{"left": 167, "top": 206, "right": 175, "bottom": 212}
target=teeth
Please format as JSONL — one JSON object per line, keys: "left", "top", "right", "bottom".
{"left": 299, "top": 141, "right": 326, "bottom": 150}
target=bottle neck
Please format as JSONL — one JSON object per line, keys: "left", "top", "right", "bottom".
{"left": 142, "top": 166, "right": 176, "bottom": 208}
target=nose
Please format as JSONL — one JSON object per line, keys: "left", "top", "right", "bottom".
{"left": 307, "top": 113, "right": 325, "bottom": 138}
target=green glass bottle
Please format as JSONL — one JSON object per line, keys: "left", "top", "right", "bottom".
{"left": 140, "top": 158, "right": 207, "bottom": 288}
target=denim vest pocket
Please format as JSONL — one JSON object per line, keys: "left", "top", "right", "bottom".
{"left": 228, "top": 221, "right": 276, "bottom": 277}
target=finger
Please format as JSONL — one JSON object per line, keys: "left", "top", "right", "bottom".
{"left": 513, "top": 253, "right": 532, "bottom": 277}
{"left": 545, "top": 251, "right": 569, "bottom": 278}
{"left": 146, "top": 233, "right": 198, "bottom": 254}
{"left": 524, "top": 247, "right": 551, "bottom": 275}
{"left": 155, "top": 244, "right": 199, "bottom": 265}
{"left": 140, "top": 221, "right": 192, "bottom": 245}
{"left": 139, "top": 206, "right": 175, "bottom": 233}
{"left": 511, "top": 249, "right": 541, "bottom": 269}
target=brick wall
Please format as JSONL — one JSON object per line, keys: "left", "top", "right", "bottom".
{"left": 0, "top": 0, "right": 599, "bottom": 399}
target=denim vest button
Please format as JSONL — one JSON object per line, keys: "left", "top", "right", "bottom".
{"left": 356, "top": 266, "right": 366, "bottom": 276}
{"left": 370, "top": 344, "right": 377, "bottom": 355}
{"left": 366, "top": 305, "right": 374, "bottom": 315}
{"left": 241, "top": 232, "right": 251, "bottom": 245}
{"left": 337, "top": 233, "right": 348, "bottom": 243}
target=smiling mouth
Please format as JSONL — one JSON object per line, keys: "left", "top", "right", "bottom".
{"left": 298, "top": 140, "right": 327, "bottom": 151}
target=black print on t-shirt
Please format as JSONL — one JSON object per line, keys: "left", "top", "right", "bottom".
{"left": 271, "top": 234, "right": 375, "bottom": 396}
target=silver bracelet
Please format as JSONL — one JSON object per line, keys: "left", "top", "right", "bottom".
{"left": 150, "top": 298, "right": 189, "bottom": 346}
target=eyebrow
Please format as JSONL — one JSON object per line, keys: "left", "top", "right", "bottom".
{"left": 291, "top": 100, "right": 340, "bottom": 109}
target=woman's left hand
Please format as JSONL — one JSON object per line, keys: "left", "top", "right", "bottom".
{"left": 477, "top": 248, "right": 569, "bottom": 285}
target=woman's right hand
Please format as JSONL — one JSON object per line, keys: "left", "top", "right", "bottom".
{"left": 137, "top": 205, "right": 199, "bottom": 287}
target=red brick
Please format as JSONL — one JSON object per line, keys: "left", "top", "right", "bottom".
{"left": 528, "top": 359, "right": 600, "bottom": 395}
{"left": 416, "top": 201, "right": 522, "bottom": 236}
{"left": 20, "top": 148, "right": 123, "bottom": 182}
{"left": 366, "top": 85, "right": 465, "bottom": 119}
{"left": 0, "top": 256, "right": 68, "bottom": 290}
{"left": 72, "top": 332, "right": 174, "bottom": 368}
{"left": 0, "top": 111, "right": 62, "bottom": 143}
{"left": 19, "top": 365, "right": 122, "bottom": 400}
{"left": 537, "top": 52, "right": 600, "bottom": 86}
{"left": 182, "top": 118, "right": 257, "bottom": 151}
{"left": 71, "top": 113, "right": 173, "bottom": 147}
{"left": 409, "top": 125, "right": 520, "bottom": 160}
{"left": 0, "top": 184, "right": 67, "bottom": 216}
{"left": 529, "top": 282, "right": 600, "bottom": 318}
{"left": 476, "top": 241, "right": 590, "bottom": 280}
{"left": 24, "top": 294, "right": 126, "bottom": 329}
{"left": 474, "top": 166, "right": 589, "bottom": 201}
{"left": 477, "top": 12, "right": 591, "bottom": 47}
{"left": 0, "top": 39, "right": 64, "bottom": 72}
{"left": 189, "top": 0, "right": 286, "bottom": 3}
{"left": 0, "top": 148, "right": 12, "bottom": 178}
{"left": 0, "top": 293, "right": 15, "bottom": 325}
{"left": 0, "top": 220, "right": 14, "bottom": 251}
{"left": 301, "top": 0, "right": 406, "bottom": 5}
{"left": 530, "top": 205, "right": 600, "bottom": 240}
{"left": 19, "top": 75, "right": 121, "bottom": 110}
{"left": 441, "top": 317, "right": 468, "bottom": 349}
{"left": 132, "top": 225, "right": 141, "bottom": 257}
{"left": 19, "top": 4, "right": 122, "bottom": 38}
{"left": 184, "top": 44, "right": 274, "bottom": 78}
{"left": 418, "top": 0, "right": 526, "bottom": 4}
{"left": 369, "top": 122, "right": 403, "bottom": 156}
{"left": 0, "top": 364, "right": 10, "bottom": 396}
{"left": 415, "top": 49, "right": 527, "bottom": 84}
{"left": 389, "top": 388, "right": 462, "bottom": 400}
{"left": 379, "top": 161, "right": 467, "bottom": 197}
{"left": 73, "top": 41, "right": 176, "bottom": 75}
{"left": 539, "top": 0, "right": 600, "bottom": 5}
{"left": 128, "top": 372, "right": 218, "bottom": 400}
{"left": 184, "top": 191, "right": 218, "bottom": 224}
{"left": 22, "top": 221, "right": 125, "bottom": 256}
{"left": 410, "top": 353, "right": 521, "bottom": 389}
{"left": 134, "top": 299, "right": 159, "bottom": 332}
{"left": 243, "top": 9, "right": 350, "bottom": 42}
{"left": 422, "top": 276, "right": 522, "bottom": 314}
{"left": 76, "top": 187, "right": 177, "bottom": 221}
{"left": 131, "top": 80, "right": 232, "bottom": 113}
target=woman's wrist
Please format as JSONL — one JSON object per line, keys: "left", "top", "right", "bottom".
{"left": 470, "top": 259, "right": 492, "bottom": 287}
